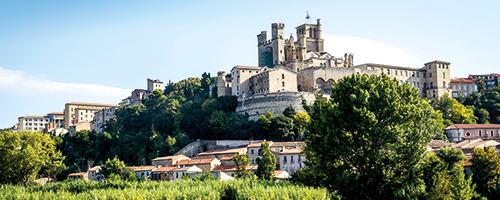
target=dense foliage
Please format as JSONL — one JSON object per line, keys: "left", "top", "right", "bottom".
{"left": 0, "top": 179, "right": 338, "bottom": 200}
{"left": 460, "top": 84, "right": 500, "bottom": 124}
{"left": 56, "top": 73, "right": 309, "bottom": 174}
{"left": 0, "top": 130, "right": 64, "bottom": 186}
{"left": 255, "top": 142, "right": 276, "bottom": 180}
{"left": 296, "top": 74, "right": 450, "bottom": 199}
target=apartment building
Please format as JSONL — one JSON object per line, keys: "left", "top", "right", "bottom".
{"left": 64, "top": 102, "right": 118, "bottom": 129}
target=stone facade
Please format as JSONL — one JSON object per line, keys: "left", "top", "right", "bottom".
{"left": 64, "top": 102, "right": 118, "bottom": 129}
{"left": 236, "top": 92, "right": 316, "bottom": 121}
{"left": 93, "top": 107, "right": 117, "bottom": 133}
{"left": 445, "top": 124, "right": 500, "bottom": 142}
{"left": 449, "top": 78, "right": 478, "bottom": 98}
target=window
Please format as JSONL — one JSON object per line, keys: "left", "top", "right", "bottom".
{"left": 491, "top": 130, "right": 494, "bottom": 137}
{"left": 458, "top": 85, "right": 461, "bottom": 90}
{"left": 412, "top": 82, "right": 415, "bottom": 87}
{"left": 291, "top": 156, "right": 294, "bottom": 162}
{"left": 417, "top": 72, "right": 419, "bottom": 78}
{"left": 429, "top": 72, "right": 432, "bottom": 78}
{"left": 443, "top": 81, "right": 446, "bottom": 88}
{"left": 387, "top": 69, "right": 390, "bottom": 74}
{"left": 453, "top": 85, "right": 456, "bottom": 90}
{"left": 298, "top": 157, "right": 302, "bottom": 162}
{"left": 251, "top": 149, "right": 254, "bottom": 154}
{"left": 429, "top": 65, "right": 432, "bottom": 70}
{"left": 443, "top": 72, "right": 445, "bottom": 78}
{"left": 282, "top": 82, "right": 285, "bottom": 87}
{"left": 284, "top": 164, "right": 287, "bottom": 170}
{"left": 469, "top": 85, "right": 472, "bottom": 91}
{"left": 291, "top": 164, "right": 295, "bottom": 170}
{"left": 405, "top": 71, "right": 408, "bottom": 76}
{"left": 34, "top": 123, "right": 37, "bottom": 126}
{"left": 423, "top": 73, "right": 426, "bottom": 78}
{"left": 417, "top": 82, "right": 420, "bottom": 88}
{"left": 412, "top": 72, "right": 415, "bottom": 77}
{"left": 283, "top": 156, "right": 287, "bottom": 162}
{"left": 400, "top": 80, "right": 403, "bottom": 85}
{"left": 475, "top": 85, "right": 478, "bottom": 91}
{"left": 479, "top": 130, "right": 482, "bottom": 137}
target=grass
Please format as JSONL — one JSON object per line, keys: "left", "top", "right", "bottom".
{"left": 0, "top": 178, "right": 339, "bottom": 200}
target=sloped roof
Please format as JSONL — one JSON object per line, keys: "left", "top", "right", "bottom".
{"left": 460, "top": 140, "right": 500, "bottom": 150}
{"left": 152, "top": 155, "right": 190, "bottom": 161}
{"left": 275, "top": 170, "right": 291, "bottom": 179}
{"left": 445, "top": 124, "right": 500, "bottom": 130}
{"left": 130, "top": 166, "right": 158, "bottom": 172}
{"left": 450, "top": 78, "right": 477, "bottom": 83}
{"left": 68, "top": 172, "right": 87, "bottom": 176}
{"left": 175, "top": 166, "right": 202, "bottom": 172}
{"left": 212, "top": 165, "right": 258, "bottom": 172}
{"left": 219, "top": 156, "right": 233, "bottom": 161}
{"left": 153, "top": 166, "right": 178, "bottom": 172}
{"left": 67, "top": 102, "right": 119, "bottom": 107}
{"left": 451, "top": 139, "right": 483, "bottom": 148}
{"left": 429, "top": 140, "right": 451, "bottom": 148}
{"left": 280, "top": 148, "right": 302, "bottom": 154}
{"left": 196, "top": 147, "right": 247, "bottom": 156}
{"left": 247, "top": 141, "right": 273, "bottom": 148}
{"left": 174, "top": 158, "right": 217, "bottom": 166}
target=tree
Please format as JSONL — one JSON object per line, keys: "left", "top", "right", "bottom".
{"left": 470, "top": 146, "right": 500, "bottom": 199}
{"left": 0, "top": 130, "right": 64, "bottom": 186}
{"left": 255, "top": 142, "right": 276, "bottom": 180}
{"left": 450, "top": 165, "right": 477, "bottom": 200}
{"left": 282, "top": 106, "right": 296, "bottom": 118}
{"left": 475, "top": 108, "right": 490, "bottom": 124}
{"left": 293, "top": 111, "right": 311, "bottom": 141}
{"left": 437, "top": 147, "right": 466, "bottom": 170}
{"left": 301, "top": 74, "right": 440, "bottom": 199}
{"left": 232, "top": 153, "right": 252, "bottom": 178}
{"left": 101, "top": 157, "right": 133, "bottom": 180}
{"left": 434, "top": 94, "right": 477, "bottom": 125}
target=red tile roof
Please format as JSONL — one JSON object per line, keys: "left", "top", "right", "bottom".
{"left": 247, "top": 141, "right": 272, "bottom": 148}
{"left": 130, "top": 166, "right": 158, "bottom": 172}
{"left": 445, "top": 124, "right": 500, "bottom": 130}
{"left": 152, "top": 155, "right": 190, "bottom": 161}
{"left": 153, "top": 166, "right": 177, "bottom": 172}
{"left": 47, "top": 112, "right": 64, "bottom": 115}
{"left": 219, "top": 156, "right": 233, "bottom": 161}
{"left": 174, "top": 158, "right": 216, "bottom": 165}
{"left": 212, "top": 165, "right": 257, "bottom": 172}
{"left": 450, "top": 78, "right": 477, "bottom": 83}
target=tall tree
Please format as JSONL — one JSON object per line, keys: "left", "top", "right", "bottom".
{"left": 470, "top": 146, "right": 500, "bottom": 199}
{"left": 437, "top": 147, "right": 466, "bottom": 170}
{"left": 450, "top": 165, "right": 477, "bottom": 200}
{"left": 0, "top": 130, "right": 64, "bottom": 186}
{"left": 301, "top": 74, "right": 440, "bottom": 199}
{"left": 232, "top": 153, "right": 252, "bottom": 178}
{"left": 255, "top": 142, "right": 276, "bottom": 180}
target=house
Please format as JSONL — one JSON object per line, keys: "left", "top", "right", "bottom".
{"left": 211, "top": 165, "right": 258, "bottom": 178}
{"left": 130, "top": 166, "right": 160, "bottom": 181}
{"left": 189, "top": 171, "right": 234, "bottom": 181}
{"left": 68, "top": 121, "right": 91, "bottom": 136}
{"left": 88, "top": 166, "right": 104, "bottom": 182}
{"left": 68, "top": 172, "right": 88, "bottom": 180}
{"left": 151, "top": 155, "right": 191, "bottom": 167}
{"left": 247, "top": 141, "right": 273, "bottom": 165}
{"left": 173, "top": 166, "right": 203, "bottom": 181}
{"left": 428, "top": 140, "right": 452, "bottom": 152}
{"left": 444, "top": 124, "right": 500, "bottom": 142}
{"left": 219, "top": 156, "right": 234, "bottom": 166}
{"left": 151, "top": 166, "right": 177, "bottom": 181}
{"left": 195, "top": 147, "right": 247, "bottom": 160}
{"left": 274, "top": 170, "right": 292, "bottom": 182}
{"left": 277, "top": 148, "right": 306, "bottom": 174}
{"left": 173, "top": 158, "right": 221, "bottom": 172}
{"left": 451, "top": 139, "right": 500, "bottom": 157}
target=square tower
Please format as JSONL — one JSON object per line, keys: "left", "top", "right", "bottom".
{"left": 424, "top": 60, "right": 452, "bottom": 99}
{"left": 147, "top": 78, "right": 163, "bottom": 92}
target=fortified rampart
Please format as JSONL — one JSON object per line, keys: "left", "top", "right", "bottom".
{"left": 236, "top": 92, "right": 317, "bottom": 121}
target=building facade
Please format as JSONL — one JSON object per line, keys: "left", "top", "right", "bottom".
{"left": 93, "top": 107, "right": 117, "bottom": 133}
{"left": 18, "top": 115, "right": 49, "bottom": 131}
{"left": 64, "top": 102, "right": 118, "bottom": 129}
{"left": 444, "top": 124, "right": 500, "bottom": 142}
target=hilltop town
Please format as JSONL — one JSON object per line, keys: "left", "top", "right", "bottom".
{"left": 3, "top": 18, "right": 500, "bottom": 199}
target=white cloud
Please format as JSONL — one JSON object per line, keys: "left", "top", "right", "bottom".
{"left": 323, "top": 35, "right": 418, "bottom": 67}
{"left": 0, "top": 67, "right": 132, "bottom": 103}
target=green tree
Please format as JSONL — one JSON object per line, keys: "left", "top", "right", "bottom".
{"left": 475, "top": 108, "right": 490, "bottom": 124}
{"left": 255, "top": 142, "right": 276, "bottom": 180}
{"left": 0, "top": 130, "right": 64, "bottom": 186}
{"left": 470, "top": 146, "right": 500, "bottom": 199}
{"left": 301, "top": 74, "right": 439, "bottom": 199}
{"left": 293, "top": 111, "right": 311, "bottom": 141}
{"left": 282, "top": 106, "right": 296, "bottom": 118}
{"left": 450, "top": 165, "right": 477, "bottom": 200}
{"left": 101, "top": 157, "right": 132, "bottom": 179}
{"left": 435, "top": 94, "right": 477, "bottom": 125}
{"left": 232, "top": 153, "right": 252, "bottom": 178}
{"left": 437, "top": 147, "right": 466, "bottom": 170}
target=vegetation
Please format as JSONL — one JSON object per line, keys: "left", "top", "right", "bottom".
{"left": 297, "top": 74, "right": 446, "bottom": 199}
{"left": 255, "top": 142, "right": 276, "bottom": 180}
{"left": 0, "top": 130, "right": 64, "bottom": 186}
{"left": 0, "top": 179, "right": 337, "bottom": 200}
{"left": 232, "top": 153, "right": 252, "bottom": 179}
{"left": 470, "top": 146, "right": 500, "bottom": 199}
{"left": 461, "top": 85, "right": 500, "bottom": 124}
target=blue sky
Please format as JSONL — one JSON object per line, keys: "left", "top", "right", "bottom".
{"left": 1, "top": 0, "right": 499, "bottom": 128}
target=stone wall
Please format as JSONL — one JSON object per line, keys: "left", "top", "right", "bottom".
{"left": 236, "top": 92, "right": 316, "bottom": 121}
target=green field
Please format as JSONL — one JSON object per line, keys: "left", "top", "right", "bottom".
{"left": 0, "top": 179, "right": 338, "bottom": 200}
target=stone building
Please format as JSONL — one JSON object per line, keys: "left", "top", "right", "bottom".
{"left": 64, "top": 102, "right": 118, "bottom": 129}
{"left": 445, "top": 124, "right": 500, "bottom": 142}
{"left": 214, "top": 19, "right": 454, "bottom": 119}
{"left": 17, "top": 115, "right": 49, "bottom": 131}
{"left": 449, "top": 78, "right": 478, "bottom": 98}
{"left": 93, "top": 107, "right": 117, "bottom": 133}
{"left": 122, "top": 78, "right": 163, "bottom": 105}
